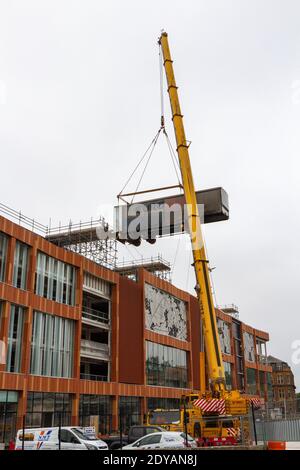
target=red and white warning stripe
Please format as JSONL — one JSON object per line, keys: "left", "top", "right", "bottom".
{"left": 249, "top": 398, "right": 261, "bottom": 409}
{"left": 193, "top": 397, "right": 261, "bottom": 414}
{"left": 193, "top": 398, "right": 226, "bottom": 414}
{"left": 268, "top": 441, "right": 300, "bottom": 450}
{"left": 226, "top": 427, "right": 237, "bottom": 437}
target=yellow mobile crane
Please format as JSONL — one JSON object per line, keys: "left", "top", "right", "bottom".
{"left": 151, "top": 32, "right": 249, "bottom": 442}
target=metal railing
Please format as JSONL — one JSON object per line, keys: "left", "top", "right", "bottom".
{"left": 82, "top": 306, "right": 109, "bottom": 325}
{"left": 116, "top": 254, "right": 171, "bottom": 270}
{"left": 0, "top": 202, "right": 48, "bottom": 234}
{"left": 47, "top": 218, "right": 105, "bottom": 235}
{"left": 80, "top": 373, "right": 108, "bottom": 382}
{"left": 217, "top": 304, "right": 239, "bottom": 319}
{"left": 0, "top": 202, "right": 110, "bottom": 239}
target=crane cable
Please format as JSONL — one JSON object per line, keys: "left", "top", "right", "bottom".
{"left": 163, "top": 129, "right": 182, "bottom": 188}
{"left": 170, "top": 235, "right": 181, "bottom": 279}
{"left": 117, "top": 43, "right": 186, "bottom": 275}
{"left": 130, "top": 129, "right": 161, "bottom": 203}
{"left": 119, "top": 44, "right": 182, "bottom": 203}
{"left": 118, "top": 129, "right": 161, "bottom": 198}
{"left": 118, "top": 44, "right": 166, "bottom": 200}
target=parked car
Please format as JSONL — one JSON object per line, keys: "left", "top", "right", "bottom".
{"left": 15, "top": 426, "right": 108, "bottom": 450}
{"left": 102, "top": 425, "right": 165, "bottom": 450}
{"left": 122, "top": 431, "right": 197, "bottom": 450}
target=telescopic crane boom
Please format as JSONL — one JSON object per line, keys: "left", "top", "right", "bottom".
{"left": 159, "top": 32, "right": 226, "bottom": 396}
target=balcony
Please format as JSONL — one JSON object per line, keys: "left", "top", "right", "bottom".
{"left": 80, "top": 339, "right": 109, "bottom": 361}
{"left": 257, "top": 354, "right": 268, "bottom": 364}
{"left": 80, "top": 373, "right": 108, "bottom": 382}
{"left": 82, "top": 305, "right": 109, "bottom": 329}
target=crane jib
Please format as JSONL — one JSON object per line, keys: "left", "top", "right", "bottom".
{"left": 159, "top": 31, "right": 226, "bottom": 389}
{"left": 202, "top": 265, "right": 222, "bottom": 368}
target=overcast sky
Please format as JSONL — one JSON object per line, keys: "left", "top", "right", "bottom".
{"left": 1, "top": 1, "right": 300, "bottom": 389}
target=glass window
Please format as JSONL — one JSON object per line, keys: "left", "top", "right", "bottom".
{"left": 43, "top": 393, "right": 55, "bottom": 412}
{"left": 146, "top": 341, "right": 188, "bottom": 388}
{"left": 60, "top": 429, "right": 74, "bottom": 443}
{"left": 6, "top": 305, "right": 24, "bottom": 373}
{"left": 259, "top": 371, "right": 265, "bottom": 397}
{"left": 232, "top": 321, "right": 241, "bottom": 339}
{"left": 7, "top": 391, "right": 18, "bottom": 403}
{"left": 256, "top": 339, "right": 267, "bottom": 363}
{"left": 0, "top": 391, "right": 17, "bottom": 404}
{"left": 26, "top": 392, "right": 72, "bottom": 428}
{"left": 138, "top": 434, "right": 161, "bottom": 446}
{"left": 35, "top": 252, "right": 76, "bottom": 306}
{"left": 224, "top": 362, "right": 232, "bottom": 391}
{"left": 246, "top": 368, "right": 257, "bottom": 395}
{"left": 30, "top": 311, "right": 74, "bottom": 378}
{"left": 79, "top": 395, "right": 112, "bottom": 435}
{"left": 119, "top": 396, "right": 141, "bottom": 431}
{"left": 148, "top": 409, "right": 180, "bottom": 425}
{"left": 130, "top": 427, "right": 145, "bottom": 440}
{"left": 243, "top": 332, "right": 255, "bottom": 362}
{"left": 32, "top": 392, "right": 42, "bottom": 412}
{"left": 13, "top": 241, "right": 29, "bottom": 289}
{"left": 0, "top": 390, "right": 18, "bottom": 446}
{"left": 217, "top": 319, "right": 231, "bottom": 355}
{"left": 0, "top": 233, "right": 8, "bottom": 283}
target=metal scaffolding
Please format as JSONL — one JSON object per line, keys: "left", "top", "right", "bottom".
{"left": 0, "top": 203, "right": 176, "bottom": 275}
{"left": 115, "top": 255, "right": 171, "bottom": 282}
{"left": 46, "top": 218, "right": 117, "bottom": 270}
{"left": 0, "top": 203, "right": 117, "bottom": 270}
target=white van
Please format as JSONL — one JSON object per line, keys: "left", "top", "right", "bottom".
{"left": 15, "top": 426, "right": 108, "bottom": 450}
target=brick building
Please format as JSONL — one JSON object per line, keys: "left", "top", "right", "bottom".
{"left": 267, "top": 356, "right": 297, "bottom": 416}
{"left": 0, "top": 212, "right": 271, "bottom": 446}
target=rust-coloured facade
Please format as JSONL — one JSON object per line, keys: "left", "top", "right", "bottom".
{"left": 216, "top": 308, "right": 272, "bottom": 401}
{"left": 0, "top": 215, "right": 271, "bottom": 445}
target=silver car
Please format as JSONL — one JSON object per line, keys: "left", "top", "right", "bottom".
{"left": 123, "top": 431, "right": 197, "bottom": 450}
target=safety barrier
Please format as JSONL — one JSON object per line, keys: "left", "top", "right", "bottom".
{"left": 267, "top": 441, "right": 300, "bottom": 450}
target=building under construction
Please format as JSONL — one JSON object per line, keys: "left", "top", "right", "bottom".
{"left": 0, "top": 204, "right": 272, "bottom": 446}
